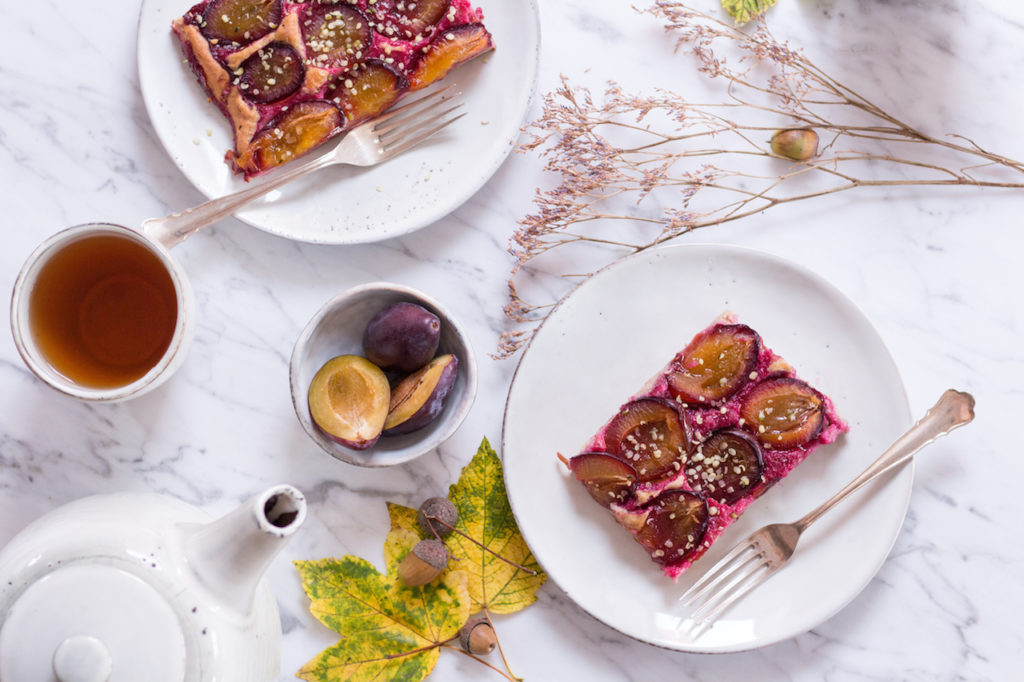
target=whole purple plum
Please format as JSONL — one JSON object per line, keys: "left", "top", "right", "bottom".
{"left": 362, "top": 302, "right": 441, "bottom": 372}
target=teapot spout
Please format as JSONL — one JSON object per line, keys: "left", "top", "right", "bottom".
{"left": 182, "top": 485, "right": 306, "bottom": 614}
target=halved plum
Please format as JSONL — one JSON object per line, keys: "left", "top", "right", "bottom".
{"left": 326, "top": 60, "right": 408, "bottom": 123}
{"left": 688, "top": 428, "right": 763, "bottom": 505}
{"left": 408, "top": 24, "right": 494, "bottom": 90}
{"left": 239, "top": 100, "right": 343, "bottom": 173}
{"left": 562, "top": 452, "right": 637, "bottom": 508}
{"left": 300, "top": 4, "right": 372, "bottom": 70}
{"left": 633, "top": 490, "right": 709, "bottom": 566}
{"left": 369, "top": 0, "right": 450, "bottom": 39}
{"left": 667, "top": 324, "right": 760, "bottom": 405}
{"left": 603, "top": 398, "right": 689, "bottom": 483}
{"left": 740, "top": 377, "right": 825, "bottom": 449}
{"left": 202, "top": 0, "right": 282, "bottom": 44}
{"left": 239, "top": 43, "right": 304, "bottom": 103}
{"left": 308, "top": 355, "right": 390, "bottom": 450}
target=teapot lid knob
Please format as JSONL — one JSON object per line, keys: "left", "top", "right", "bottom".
{"left": 53, "top": 636, "right": 112, "bottom": 682}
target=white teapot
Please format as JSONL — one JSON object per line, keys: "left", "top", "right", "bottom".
{"left": 0, "top": 484, "right": 306, "bottom": 682}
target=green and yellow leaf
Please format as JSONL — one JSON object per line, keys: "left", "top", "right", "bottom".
{"left": 295, "top": 528, "right": 470, "bottom": 682}
{"left": 446, "top": 438, "right": 546, "bottom": 614}
{"left": 721, "top": 0, "right": 777, "bottom": 25}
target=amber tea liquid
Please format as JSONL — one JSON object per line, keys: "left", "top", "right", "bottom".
{"left": 28, "top": 234, "right": 178, "bottom": 389}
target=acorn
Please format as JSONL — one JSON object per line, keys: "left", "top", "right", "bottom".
{"left": 417, "top": 497, "right": 458, "bottom": 538}
{"left": 398, "top": 539, "right": 449, "bottom": 586}
{"left": 458, "top": 613, "right": 497, "bottom": 656}
{"left": 770, "top": 128, "right": 819, "bottom": 161}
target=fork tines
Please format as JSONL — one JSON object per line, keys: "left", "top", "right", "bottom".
{"left": 678, "top": 538, "right": 775, "bottom": 636}
{"left": 372, "top": 85, "right": 465, "bottom": 156}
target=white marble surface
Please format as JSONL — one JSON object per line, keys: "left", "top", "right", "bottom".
{"left": 2, "top": 0, "right": 1022, "bottom": 679}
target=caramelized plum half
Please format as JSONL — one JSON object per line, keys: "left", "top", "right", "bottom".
{"left": 202, "top": 0, "right": 282, "bottom": 44}
{"left": 327, "top": 60, "right": 408, "bottom": 123}
{"left": 565, "top": 453, "right": 637, "bottom": 508}
{"left": 408, "top": 24, "right": 494, "bottom": 90}
{"left": 634, "top": 490, "right": 709, "bottom": 565}
{"left": 603, "top": 398, "right": 689, "bottom": 483}
{"left": 667, "top": 324, "right": 760, "bottom": 405}
{"left": 740, "top": 377, "right": 825, "bottom": 449}
{"left": 301, "top": 4, "right": 372, "bottom": 70}
{"left": 370, "top": 0, "right": 449, "bottom": 38}
{"left": 243, "top": 100, "right": 343, "bottom": 172}
{"left": 239, "top": 42, "right": 304, "bottom": 103}
{"left": 688, "top": 428, "right": 763, "bottom": 505}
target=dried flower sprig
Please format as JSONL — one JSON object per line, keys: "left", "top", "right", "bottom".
{"left": 498, "top": 1, "right": 1024, "bottom": 358}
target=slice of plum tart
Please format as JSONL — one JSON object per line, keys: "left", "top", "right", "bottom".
{"left": 559, "top": 315, "right": 849, "bottom": 579}
{"left": 172, "top": 0, "right": 494, "bottom": 178}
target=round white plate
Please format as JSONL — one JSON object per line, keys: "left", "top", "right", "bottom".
{"left": 502, "top": 243, "right": 912, "bottom": 653}
{"left": 137, "top": 0, "right": 539, "bottom": 244}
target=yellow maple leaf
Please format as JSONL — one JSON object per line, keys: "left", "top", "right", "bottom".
{"left": 295, "top": 526, "right": 469, "bottom": 682}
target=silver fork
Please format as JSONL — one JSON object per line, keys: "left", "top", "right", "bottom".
{"left": 679, "top": 389, "right": 976, "bottom": 637}
{"left": 142, "top": 86, "right": 464, "bottom": 248}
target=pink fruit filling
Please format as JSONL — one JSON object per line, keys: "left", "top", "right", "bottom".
{"left": 563, "top": 315, "right": 848, "bottom": 579}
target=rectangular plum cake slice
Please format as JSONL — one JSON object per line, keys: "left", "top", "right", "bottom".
{"left": 172, "top": 0, "right": 493, "bottom": 178}
{"left": 560, "top": 315, "right": 848, "bottom": 579}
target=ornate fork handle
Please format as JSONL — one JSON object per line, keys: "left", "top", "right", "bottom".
{"left": 141, "top": 151, "right": 336, "bottom": 249}
{"left": 795, "top": 389, "right": 975, "bottom": 533}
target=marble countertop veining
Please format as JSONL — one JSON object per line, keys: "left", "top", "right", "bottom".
{"left": 2, "top": 0, "right": 1022, "bottom": 679}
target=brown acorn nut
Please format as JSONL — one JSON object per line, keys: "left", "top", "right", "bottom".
{"left": 458, "top": 613, "right": 497, "bottom": 656}
{"left": 770, "top": 128, "right": 819, "bottom": 161}
{"left": 398, "top": 539, "right": 449, "bottom": 586}
{"left": 382, "top": 354, "right": 458, "bottom": 435}
{"left": 417, "top": 497, "right": 458, "bottom": 538}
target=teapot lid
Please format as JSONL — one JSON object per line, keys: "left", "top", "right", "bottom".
{"left": 0, "top": 562, "right": 187, "bottom": 682}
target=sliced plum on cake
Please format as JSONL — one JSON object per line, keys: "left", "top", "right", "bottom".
{"left": 408, "top": 24, "right": 494, "bottom": 90}
{"left": 667, "top": 324, "right": 760, "bottom": 405}
{"left": 236, "top": 100, "right": 343, "bottom": 174}
{"left": 630, "top": 490, "right": 709, "bottom": 566}
{"left": 561, "top": 452, "right": 638, "bottom": 508}
{"left": 687, "top": 428, "right": 764, "bottom": 505}
{"left": 368, "top": 0, "right": 451, "bottom": 40}
{"left": 238, "top": 43, "right": 305, "bottom": 103}
{"left": 300, "top": 4, "right": 373, "bottom": 70}
{"left": 326, "top": 60, "right": 408, "bottom": 123}
{"left": 602, "top": 398, "right": 690, "bottom": 483}
{"left": 201, "top": 0, "right": 282, "bottom": 45}
{"left": 740, "top": 376, "right": 825, "bottom": 449}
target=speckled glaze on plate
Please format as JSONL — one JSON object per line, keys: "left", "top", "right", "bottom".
{"left": 137, "top": 0, "right": 539, "bottom": 244}
{"left": 502, "top": 243, "right": 912, "bottom": 653}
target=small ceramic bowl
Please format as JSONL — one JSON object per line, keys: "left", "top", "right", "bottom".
{"left": 290, "top": 282, "right": 478, "bottom": 467}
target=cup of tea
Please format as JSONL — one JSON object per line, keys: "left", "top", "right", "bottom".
{"left": 10, "top": 222, "right": 195, "bottom": 402}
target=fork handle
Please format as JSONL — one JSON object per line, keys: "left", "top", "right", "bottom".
{"left": 793, "top": 389, "right": 975, "bottom": 532}
{"left": 141, "top": 150, "right": 336, "bottom": 248}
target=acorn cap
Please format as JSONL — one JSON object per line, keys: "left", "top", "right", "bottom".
{"left": 417, "top": 497, "right": 458, "bottom": 537}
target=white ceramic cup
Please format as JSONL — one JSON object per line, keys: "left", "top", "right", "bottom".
{"left": 10, "top": 222, "right": 195, "bottom": 402}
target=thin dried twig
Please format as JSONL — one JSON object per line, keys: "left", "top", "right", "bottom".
{"left": 498, "top": 2, "right": 1024, "bottom": 358}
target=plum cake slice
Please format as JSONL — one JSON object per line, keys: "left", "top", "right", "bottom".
{"left": 559, "top": 315, "right": 848, "bottom": 579}
{"left": 172, "top": 0, "right": 493, "bottom": 178}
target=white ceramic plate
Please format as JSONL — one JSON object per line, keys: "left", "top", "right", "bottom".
{"left": 137, "top": 0, "right": 539, "bottom": 244}
{"left": 502, "top": 243, "right": 912, "bottom": 653}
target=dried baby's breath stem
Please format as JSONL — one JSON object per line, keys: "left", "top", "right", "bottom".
{"left": 498, "top": 1, "right": 1024, "bottom": 358}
